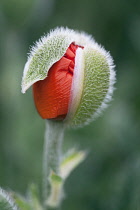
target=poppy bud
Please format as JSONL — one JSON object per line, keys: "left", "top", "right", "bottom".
{"left": 22, "top": 27, "right": 115, "bottom": 127}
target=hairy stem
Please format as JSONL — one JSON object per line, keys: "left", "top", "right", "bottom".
{"left": 43, "top": 120, "right": 65, "bottom": 209}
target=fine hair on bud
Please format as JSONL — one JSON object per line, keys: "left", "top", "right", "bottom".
{"left": 22, "top": 27, "right": 116, "bottom": 127}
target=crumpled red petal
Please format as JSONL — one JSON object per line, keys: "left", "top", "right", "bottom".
{"left": 33, "top": 43, "right": 79, "bottom": 119}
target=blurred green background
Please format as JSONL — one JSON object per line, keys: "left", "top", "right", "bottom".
{"left": 0, "top": 0, "right": 140, "bottom": 209}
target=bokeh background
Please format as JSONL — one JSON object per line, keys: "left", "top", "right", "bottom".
{"left": 0, "top": 0, "right": 140, "bottom": 209}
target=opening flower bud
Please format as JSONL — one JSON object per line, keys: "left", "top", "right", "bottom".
{"left": 33, "top": 43, "right": 80, "bottom": 120}
{"left": 22, "top": 27, "right": 116, "bottom": 127}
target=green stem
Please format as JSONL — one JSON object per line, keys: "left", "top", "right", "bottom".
{"left": 43, "top": 120, "right": 65, "bottom": 209}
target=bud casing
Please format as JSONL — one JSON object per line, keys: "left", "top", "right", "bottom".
{"left": 22, "top": 27, "right": 115, "bottom": 127}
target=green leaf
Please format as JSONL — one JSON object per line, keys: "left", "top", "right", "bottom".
{"left": 60, "top": 149, "right": 87, "bottom": 179}
{"left": 47, "top": 172, "right": 63, "bottom": 208}
{"left": 27, "top": 184, "right": 43, "bottom": 210}
{"left": 11, "top": 184, "right": 43, "bottom": 210}
{"left": 0, "top": 187, "right": 19, "bottom": 210}
{"left": 11, "top": 192, "right": 31, "bottom": 210}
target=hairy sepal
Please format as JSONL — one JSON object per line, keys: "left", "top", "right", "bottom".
{"left": 68, "top": 45, "right": 115, "bottom": 127}
{"left": 22, "top": 27, "right": 115, "bottom": 127}
{"left": 21, "top": 27, "right": 93, "bottom": 93}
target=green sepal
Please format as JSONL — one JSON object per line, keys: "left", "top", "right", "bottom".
{"left": 71, "top": 47, "right": 110, "bottom": 126}
{"left": 22, "top": 29, "right": 75, "bottom": 93}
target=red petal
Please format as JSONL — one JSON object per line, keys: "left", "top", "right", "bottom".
{"left": 33, "top": 43, "right": 79, "bottom": 119}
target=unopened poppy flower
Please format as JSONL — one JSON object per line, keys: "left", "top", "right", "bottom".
{"left": 22, "top": 27, "right": 115, "bottom": 127}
